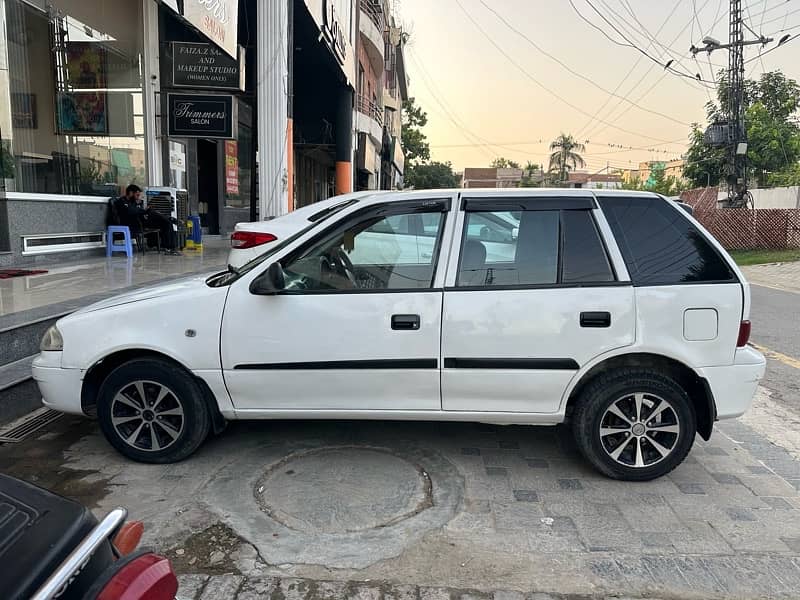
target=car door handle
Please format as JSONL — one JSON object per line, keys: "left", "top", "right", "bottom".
{"left": 580, "top": 311, "right": 611, "bottom": 328}
{"left": 392, "top": 314, "right": 421, "bottom": 331}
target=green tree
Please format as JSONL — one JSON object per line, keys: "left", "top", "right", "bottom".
{"left": 548, "top": 134, "right": 586, "bottom": 185}
{"left": 520, "top": 161, "right": 541, "bottom": 187}
{"left": 401, "top": 97, "right": 430, "bottom": 165}
{"left": 746, "top": 101, "right": 800, "bottom": 187}
{"left": 767, "top": 162, "right": 800, "bottom": 186}
{"left": 684, "top": 125, "right": 726, "bottom": 187}
{"left": 623, "top": 165, "right": 687, "bottom": 196}
{"left": 490, "top": 157, "right": 521, "bottom": 169}
{"left": 405, "top": 161, "right": 460, "bottom": 189}
{"left": 685, "top": 70, "right": 800, "bottom": 188}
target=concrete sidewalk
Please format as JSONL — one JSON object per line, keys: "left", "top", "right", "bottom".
{"left": 742, "top": 261, "right": 800, "bottom": 294}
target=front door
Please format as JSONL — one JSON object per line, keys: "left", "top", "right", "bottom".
{"left": 221, "top": 198, "right": 452, "bottom": 412}
{"left": 441, "top": 195, "right": 635, "bottom": 414}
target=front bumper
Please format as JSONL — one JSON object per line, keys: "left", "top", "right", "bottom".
{"left": 697, "top": 345, "right": 767, "bottom": 420}
{"left": 32, "top": 354, "right": 85, "bottom": 416}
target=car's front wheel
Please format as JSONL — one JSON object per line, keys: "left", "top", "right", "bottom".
{"left": 97, "top": 358, "right": 210, "bottom": 463}
{"left": 572, "top": 369, "right": 697, "bottom": 481}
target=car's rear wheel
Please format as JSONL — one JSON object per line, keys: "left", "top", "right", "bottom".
{"left": 572, "top": 369, "right": 696, "bottom": 481}
{"left": 97, "top": 358, "right": 210, "bottom": 463}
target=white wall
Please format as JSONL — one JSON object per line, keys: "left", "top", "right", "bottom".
{"left": 717, "top": 187, "right": 800, "bottom": 209}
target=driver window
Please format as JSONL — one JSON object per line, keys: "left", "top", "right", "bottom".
{"left": 282, "top": 209, "right": 446, "bottom": 292}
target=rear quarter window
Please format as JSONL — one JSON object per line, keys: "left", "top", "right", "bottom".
{"left": 598, "top": 196, "right": 736, "bottom": 286}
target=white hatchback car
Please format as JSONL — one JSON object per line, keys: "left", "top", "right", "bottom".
{"left": 34, "top": 189, "right": 765, "bottom": 480}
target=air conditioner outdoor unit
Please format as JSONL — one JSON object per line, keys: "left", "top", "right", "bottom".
{"left": 144, "top": 187, "right": 189, "bottom": 231}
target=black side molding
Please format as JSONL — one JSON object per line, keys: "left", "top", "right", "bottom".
{"left": 234, "top": 359, "right": 438, "bottom": 370}
{"left": 443, "top": 358, "right": 579, "bottom": 370}
{"left": 462, "top": 197, "right": 596, "bottom": 212}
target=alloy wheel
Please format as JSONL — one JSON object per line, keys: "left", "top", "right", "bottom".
{"left": 110, "top": 380, "right": 185, "bottom": 452}
{"left": 598, "top": 392, "right": 680, "bottom": 468}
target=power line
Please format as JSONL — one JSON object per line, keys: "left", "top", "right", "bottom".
{"left": 760, "top": 5, "right": 800, "bottom": 27}
{"left": 431, "top": 138, "right": 686, "bottom": 152}
{"left": 607, "top": 0, "right": 708, "bottom": 71}
{"left": 576, "top": 0, "right": 685, "bottom": 140}
{"left": 743, "top": 31, "right": 798, "bottom": 61}
{"left": 472, "top": 0, "right": 689, "bottom": 126}
{"left": 583, "top": 0, "right": 716, "bottom": 141}
{"left": 745, "top": 0, "right": 796, "bottom": 23}
{"left": 405, "top": 50, "right": 497, "bottom": 160}
{"left": 571, "top": 0, "right": 717, "bottom": 85}
{"left": 451, "top": 0, "right": 682, "bottom": 144}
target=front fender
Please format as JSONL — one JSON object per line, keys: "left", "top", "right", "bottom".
{"left": 57, "top": 285, "right": 229, "bottom": 372}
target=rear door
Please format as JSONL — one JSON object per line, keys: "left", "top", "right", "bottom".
{"left": 441, "top": 194, "right": 636, "bottom": 414}
{"left": 597, "top": 194, "right": 743, "bottom": 367}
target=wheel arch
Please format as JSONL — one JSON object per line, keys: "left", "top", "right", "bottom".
{"left": 564, "top": 352, "right": 716, "bottom": 440}
{"left": 81, "top": 349, "right": 226, "bottom": 434}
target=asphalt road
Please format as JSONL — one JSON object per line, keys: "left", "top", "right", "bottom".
{"left": 750, "top": 283, "right": 800, "bottom": 416}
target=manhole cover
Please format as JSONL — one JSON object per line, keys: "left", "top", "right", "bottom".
{"left": 255, "top": 447, "right": 432, "bottom": 534}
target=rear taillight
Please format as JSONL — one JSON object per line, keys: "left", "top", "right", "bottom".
{"left": 231, "top": 231, "right": 277, "bottom": 250}
{"left": 737, "top": 320, "right": 751, "bottom": 347}
{"left": 96, "top": 553, "right": 177, "bottom": 600}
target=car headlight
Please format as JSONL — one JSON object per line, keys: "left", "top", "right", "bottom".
{"left": 40, "top": 325, "right": 64, "bottom": 351}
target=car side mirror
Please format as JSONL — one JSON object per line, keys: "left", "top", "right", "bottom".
{"left": 250, "top": 262, "right": 285, "bottom": 295}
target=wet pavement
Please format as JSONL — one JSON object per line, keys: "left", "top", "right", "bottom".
{"left": 0, "top": 243, "right": 228, "bottom": 317}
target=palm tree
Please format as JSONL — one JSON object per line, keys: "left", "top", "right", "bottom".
{"left": 548, "top": 134, "right": 586, "bottom": 186}
{"left": 523, "top": 161, "right": 538, "bottom": 176}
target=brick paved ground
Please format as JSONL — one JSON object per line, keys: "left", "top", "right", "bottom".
{"left": 2, "top": 400, "right": 799, "bottom": 600}
{"left": 175, "top": 575, "right": 636, "bottom": 599}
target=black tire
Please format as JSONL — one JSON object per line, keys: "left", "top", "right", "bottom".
{"left": 97, "top": 358, "right": 210, "bottom": 463}
{"left": 572, "top": 368, "right": 696, "bottom": 481}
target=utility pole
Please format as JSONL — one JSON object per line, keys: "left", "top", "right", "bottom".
{"left": 691, "top": 0, "right": 772, "bottom": 208}
{"left": 728, "top": 0, "right": 745, "bottom": 204}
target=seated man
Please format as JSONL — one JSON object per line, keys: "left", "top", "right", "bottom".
{"left": 114, "top": 184, "right": 180, "bottom": 255}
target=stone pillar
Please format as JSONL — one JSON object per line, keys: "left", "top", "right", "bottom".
{"left": 142, "top": 0, "right": 163, "bottom": 187}
{"left": 257, "top": 0, "right": 289, "bottom": 217}
{"left": 335, "top": 87, "right": 354, "bottom": 195}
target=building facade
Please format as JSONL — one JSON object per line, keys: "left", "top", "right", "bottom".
{"left": 565, "top": 172, "right": 623, "bottom": 189}
{"left": 462, "top": 167, "right": 524, "bottom": 188}
{"left": 0, "top": 0, "right": 407, "bottom": 265}
{"left": 622, "top": 159, "right": 686, "bottom": 187}
{"left": 354, "top": 0, "right": 407, "bottom": 193}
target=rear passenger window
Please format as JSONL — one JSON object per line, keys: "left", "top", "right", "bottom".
{"left": 598, "top": 196, "right": 736, "bottom": 285}
{"left": 561, "top": 211, "right": 615, "bottom": 283}
{"left": 457, "top": 208, "right": 614, "bottom": 287}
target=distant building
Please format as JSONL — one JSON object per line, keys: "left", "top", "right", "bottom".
{"left": 565, "top": 172, "right": 623, "bottom": 189}
{"left": 462, "top": 167, "right": 523, "bottom": 188}
{"left": 623, "top": 160, "right": 686, "bottom": 186}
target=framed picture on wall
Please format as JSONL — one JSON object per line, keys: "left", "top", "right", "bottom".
{"left": 65, "top": 42, "right": 108, "bottom": 89}
{"left": 11, "top": 93, "right": 37, "bottom": 129}
{"left": 56, "top": 92, "right": 108, "bottom": 134}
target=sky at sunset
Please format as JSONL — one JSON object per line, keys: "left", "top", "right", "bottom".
{"left": 397, "top": 0, "right": 800, "bottom": 173}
